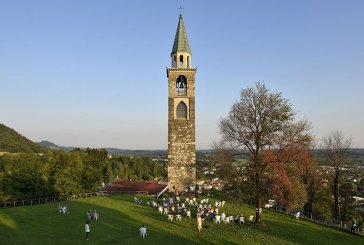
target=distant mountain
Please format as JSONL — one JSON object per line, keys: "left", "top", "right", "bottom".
{"left": 36, "top": 140, "right": 213, "bottom": 160}
{"left": 37, "top": 143, "right": 167, "bottom": 158}
{"left": 37, "top": 141, "right": 76, "bottom": 152}
{"left": 38, "top": 140, "right": 59, "bottom": 148}
{"left": 0, "top": 123, "right": 48, "bottom": 153}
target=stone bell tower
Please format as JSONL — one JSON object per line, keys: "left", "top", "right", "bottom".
{"left": 167, "top": 14, "right": 196, "bottom": 192}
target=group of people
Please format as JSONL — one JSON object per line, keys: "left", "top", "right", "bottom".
{"left": 195, "top": 200, "right": 250, "bottom": 231}
{"left": 58, "top": 204, "right": 69, "bottom": 214}
{"left": 156, "top": 196, "right": 195, "bottom": 217}
{"left": 134, "top": 196, "right": 143, "bottom": 205}
{"left": 142, "top": 195, "right": 249, "bottom": 233}
{"left": 87, "top": 209, "right": 99, "bottom": 221}
{"left": 83, "top": 208, "right": 101, "bottom": 240}
{"left": 83, "top": 203, "right": 147, "bottom": 240}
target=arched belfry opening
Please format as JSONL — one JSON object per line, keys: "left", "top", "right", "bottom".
{"left": 176, "top": 101, "right": 187, "bottom": 119}
{"left": 179, "top": 55, "right": 184, "bottom": 67}
{"left": 173, "top": 55, "right": 177, "bottom": 67}
{"left": 176, "top": 75, "right": 187, "bottom": 96}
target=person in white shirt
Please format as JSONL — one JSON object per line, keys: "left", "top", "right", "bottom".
{"left": 221, "top": 212, "right": 226, "bottom": 221}
{"left": 85, "top": 221, "right": 90, "bottom": 240}
{"left": 93, "top": 210, "right": 98, "bottom": 221}
{"left": 139, "top": 224, "right": 147, "bottom": 238}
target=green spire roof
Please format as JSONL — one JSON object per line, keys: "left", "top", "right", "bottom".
{"left": 171, "top": 14, "right": 191, "bottom": 54}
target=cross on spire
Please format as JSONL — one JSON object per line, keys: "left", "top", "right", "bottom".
{"left": 178, "top": 6, "right": 184, "bottom": 15}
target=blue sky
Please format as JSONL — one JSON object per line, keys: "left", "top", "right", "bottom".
{"left": 0, "top": 0, "right": 363, "bottom": 149}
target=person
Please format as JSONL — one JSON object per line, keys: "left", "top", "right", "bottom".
{"left": 351, "top": 218, "right": 357, "bottom": 234}
{"left": 87, "top": 211, "right": 92, "bottom": 220}
{"left": 221, "top": 212, "right": 226, "bottom": 221}
{"left": 85, "top": 221, "right": 90, "bottom": 240}
{"left": 197, "top": 213, "right": 203, "bottom": 232}
{"left": 186, "top": 209, "right": 191, "bottom": 218}
{"left": 139, "top": 224, "right": 147, "bottom": 238}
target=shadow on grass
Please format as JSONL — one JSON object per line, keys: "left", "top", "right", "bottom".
{"left": 256, "top": 214, "right": 364, "bottom": 245}
{"left": 0, "top": 195, "right": 220, "bottom": 245}
{"left": 6, "top": 195, "right": 361, "bottom": 245}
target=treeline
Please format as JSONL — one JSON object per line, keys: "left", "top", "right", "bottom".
{"left": 0, "top": 148, "right": 167, "bottom": 202}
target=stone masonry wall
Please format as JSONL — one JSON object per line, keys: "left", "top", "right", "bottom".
{"left": 167, "top": 68, "right": 196, "bottom": 191}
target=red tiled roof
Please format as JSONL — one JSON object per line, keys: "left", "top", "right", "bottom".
{"left": 104, "top": 180, "right": 167, "bottom": 194}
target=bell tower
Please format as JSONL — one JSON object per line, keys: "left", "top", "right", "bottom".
{"left": 167, "top": 14, "right": 196, "bottom": 192}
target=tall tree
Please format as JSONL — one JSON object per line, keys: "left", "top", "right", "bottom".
{"left": 340, "top": 182, "right": 356, "bottom": 222}
{"left": 264, "top": 143, "right": 310, "bottom": 213}
{"left": 219, "top": 82, "right": 310, "bottom": 224}
{"left": 291, "top": 144, "right": 323, "bottom": 219}
{"left": 322, "top": 130, "right": 351, "bottom": 221}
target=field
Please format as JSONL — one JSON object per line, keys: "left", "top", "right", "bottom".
{"left": 0, "top": 195, "right": 363, "bottom": 245}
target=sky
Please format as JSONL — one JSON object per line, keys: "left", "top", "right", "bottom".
{"left": 0, "top": 0, "right": 363, "bottom": 149}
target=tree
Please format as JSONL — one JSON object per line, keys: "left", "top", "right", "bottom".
{"left": 264, "top": 144, "right": 310, "bottom": 213}
{"left": 102, "top": 163, "right": 114, "bottom": 183}
{"left": 266, "top": 162, "right": 307, "bottom": 212}
{"left": 340, "top": 182, "right": 356, "bottom": 222}
{"left": 49, "top": 151, "right": 84, "bottom": 195}
{"left": 219, "top": 82, "right": 311, "bottom": 224}
{"left": 293, "top": 145, "right": 323, "bottom": 219}
{"left": 314, "top": 187, "right": 333, "bottom": 221}
{"left": 322, "top": 130, "right": 351, "bottom": 221}
{"left": 210, "top": 141, "right": 235, "bottom": 166}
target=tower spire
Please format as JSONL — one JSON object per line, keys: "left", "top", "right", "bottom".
{"left": 171, "top": 14, "right": 192, "bottom": 68}
{"left": 171, "top": 14, "right": 191, "bottom": 55}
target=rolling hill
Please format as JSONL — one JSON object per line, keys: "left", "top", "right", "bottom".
{"left": 0, "top": 123, "right": 48, "bottom": 153}
{"left": 0, "top": 195, "right": 362, "bottom": 244}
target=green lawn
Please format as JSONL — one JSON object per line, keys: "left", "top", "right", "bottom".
{"left": 0, "top": 195, "right": 362, "bottom": 244}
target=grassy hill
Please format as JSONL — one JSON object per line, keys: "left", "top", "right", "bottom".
{"left": 0, "top": 195, "right": 362, "bottom": 244}
{"left": 0, "top": 123, "right": 48, "bottom": 153}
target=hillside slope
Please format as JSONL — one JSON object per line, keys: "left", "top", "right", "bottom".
{"left": 0, "top": 123, "right": 48, "bottom": 153}
{"left": 0, "top": 195, "right": 362, "bottom": 244}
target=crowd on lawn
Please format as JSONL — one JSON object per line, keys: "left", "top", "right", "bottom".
{"left": 56, "top": 195, "right": 361, "bottom": 241}
{"left": 135, "top": 195, "right": 255, "bottom": 235}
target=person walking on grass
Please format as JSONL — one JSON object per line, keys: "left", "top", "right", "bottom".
{"left": 139, "top": 224, "right": 147, "bottom": 238}
{"left": 85, "top": 221, "right": 90, "bottom": 240}
{"left": 197, "top": 213, "right": 203, "bottom": 232}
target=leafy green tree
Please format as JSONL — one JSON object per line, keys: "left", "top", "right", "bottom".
{"left": 49, "top": 151, "right": 83, "bottom": 195}
{"left": 313, "top": 187, "right": 333, "bottom": 221}
{"left": 2, "top": 170, "right": 53, "bottom": 200}
{"left": 102, "top": 164, "right": 114, "bottom": 183}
